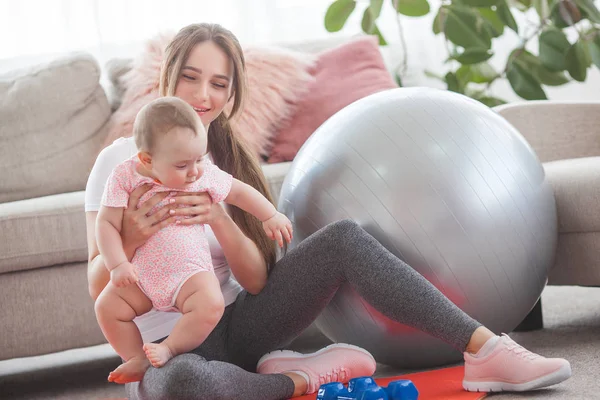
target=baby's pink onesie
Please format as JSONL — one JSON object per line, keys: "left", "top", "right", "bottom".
{"left": 101, "top": 155, "right": 232, "bottom": 311}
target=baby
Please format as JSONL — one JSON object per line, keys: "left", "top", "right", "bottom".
{"left": 95, "top": 96, "right": 292, "bottom": 384}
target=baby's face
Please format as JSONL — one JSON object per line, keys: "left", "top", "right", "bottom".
{"left": 151, "top": 126, "right": 208, "bottom": 189}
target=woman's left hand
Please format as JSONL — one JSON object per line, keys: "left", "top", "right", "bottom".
{"left": 167, "top": 191, "right": 228, "bottom": 226}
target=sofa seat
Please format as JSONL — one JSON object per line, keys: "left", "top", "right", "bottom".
{"left": 544, "top": 157, "right": 600, "bottom": 286}
{"left": 545, "top": 157, "right": 600, "bottom": 234}
{"left": 0, "top": 191, "right": 88, "bottom": 274}
{"left": 0, "top": 161, "right": 293, "bottom": 278}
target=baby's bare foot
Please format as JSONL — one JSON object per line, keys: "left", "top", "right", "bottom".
{"left": 108, "top": 356, "right": 150, "bottom": 384}
{"left": 143, "top": 342, "right": 174, "bottom": 368}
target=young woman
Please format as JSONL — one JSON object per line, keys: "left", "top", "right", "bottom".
{"left": 85, "top": 23, "right": 571, "bottom": 399}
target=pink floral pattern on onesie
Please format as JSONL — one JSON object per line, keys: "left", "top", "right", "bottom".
{"left": 101, "top": 155, "right": 232, "bottom": 311}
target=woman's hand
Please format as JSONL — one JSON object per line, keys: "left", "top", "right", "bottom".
{"left": 121, "top": 184, "right": 177, "bottom": 257}
{"left": 168, "top": 191, "right": 228, "bottom": 226}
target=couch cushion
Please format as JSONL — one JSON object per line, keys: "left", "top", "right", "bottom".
{"left": 544, "top": 157, "right": 600, "bottom": 234}
{"left": 267, "top": 35, "right": 398, "bottom": 163}
{"left": 0, "top": 162, "right": 290, "bottom": 275}
{"left": 101, "top": 33, "right": 316, "bottom": 160}
{"left": 0, "top": 261, "right": 104, "bottom": 360}
{"left": 0, "top": 191, "right": 88, "bottom": 274}
{"left": 496, "top": 102, "right": 600, "bottom": 163}
{"left": 262, "top": 161, "right": 293, "bottom": 206}
{"left": 0, "top": 53, "right": 110, "bottom": 203}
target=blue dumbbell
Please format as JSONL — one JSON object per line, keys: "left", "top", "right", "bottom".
{"left": 385, "top": 379, "right": 419, "bottom": 400}
{"left": 317, "top": 382, "right": 349, "bottom": 400}
{"left": 346, "top": 377, "right": 388, "bottom": 400}
{"left": 356, "top": 386, "right": 389, "bottom": 400}
{"left": 317, "top": 377, "right": 419, "bottom": 400}
{"left": 348, "top": 376, "right": 379, "bottom": 393}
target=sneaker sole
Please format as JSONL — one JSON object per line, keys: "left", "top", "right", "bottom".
{"left": 462, "top": 363, "right": 572, "bottom": 392}
{"left": 256, "top": 343, "right": 375, "bottom": 372}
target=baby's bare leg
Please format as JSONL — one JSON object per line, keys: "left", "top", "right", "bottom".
{"left": 143, "top": 271, "right": 224, "bottom": 367}
{"left": 95, "top": 282, "right": 153, "bottom": 384}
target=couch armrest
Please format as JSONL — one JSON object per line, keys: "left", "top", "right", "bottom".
{"left": 494, "top": 101, "right": 600, "bottom": 163}
{"left": 261, "top": 161, "right": 293, "bottom": 207}
{"left": 0, "top": 191, "right": 87, "bottom": 274}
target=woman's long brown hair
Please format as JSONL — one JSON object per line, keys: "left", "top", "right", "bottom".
{"left": 159, "top": 23, "right": 277, "bottom": 269}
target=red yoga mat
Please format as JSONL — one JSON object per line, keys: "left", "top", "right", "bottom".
{"left": 102, "top": 366, "right": 486, "bottom": 400}
{"left": 294, "top": 366, "right": 487, "bottom": 400}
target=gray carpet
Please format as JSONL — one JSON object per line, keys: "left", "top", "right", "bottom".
{"left": 1, "top": 285, "right": 598, "bottom": 399}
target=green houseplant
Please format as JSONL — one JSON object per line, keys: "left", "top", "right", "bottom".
{"left": 324, "top": 0, "right": 600, "bottom": 105}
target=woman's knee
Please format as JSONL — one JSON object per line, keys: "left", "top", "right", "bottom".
{"left": 323, "top": 218, "right": 363, "bottom": 242}
{"left": 157, "top": 354, "right": 231, "bottom": 399}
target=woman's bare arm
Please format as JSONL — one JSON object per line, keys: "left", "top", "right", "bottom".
{"left": 210, "top": 208, "right": 268, "bottom": 295}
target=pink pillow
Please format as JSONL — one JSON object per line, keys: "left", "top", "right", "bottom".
{"left": 102, "top": 33, "right": 317, "bottom": 160}
{"left": 267, "top": 36, "right": 398, "bottom": 163}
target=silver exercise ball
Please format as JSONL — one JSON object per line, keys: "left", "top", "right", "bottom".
{"left": 278, "top": 87, "right": 557, "bottom": 369}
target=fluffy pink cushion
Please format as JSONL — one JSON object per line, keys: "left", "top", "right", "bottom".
{"left": 102, "top": 33, "right": 317, "bottom": 159}
{"left": 267, "top": 36, "right": 398, "bottom": 163}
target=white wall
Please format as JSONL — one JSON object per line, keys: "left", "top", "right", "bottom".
{"left": 0, "top": 0, "right": 598, "bottom": 103}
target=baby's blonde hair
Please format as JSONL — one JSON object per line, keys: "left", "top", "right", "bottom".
{"left": 134, "top": 96, "right": 203, "bottom": 152}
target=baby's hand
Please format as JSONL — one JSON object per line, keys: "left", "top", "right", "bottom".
{"left": 110, "top": 261, "right": 139, "bottom": 288}
{"left": 262, "top": 212, "right": 293, "bottom": 248}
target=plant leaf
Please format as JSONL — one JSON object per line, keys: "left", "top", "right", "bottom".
{"left": 456, "top": 65, "right": 474, "bottom": 85}
{"left": 538, "top": 28, "right": 570, "bottom": 71}
{"left": 574, "top": 0, "right": 600, "bottom": 23}
{"left": 456, "top": 63, "right": 498, "bottom": 84}
{"left": 395, "top": 71, "right": 403, "bottom": 86}
{"left": 533, "top": 0, "right": 551, "bottom": 19}
{"left": 371, "top": 0, "right": 385, "bottom": 17}
{"left": 587, "top": 32, "right": 600, "bottom": 69}
{"left": 372, "top": 23, "right": 388, "bottom": 45}
{"left": 325, "top": 0, "right": 357, "bottom": 32}
{"left": 478, "top": 95, "right": 508, "bottom": 107}
{"left": 451, "top": 48, "right": 494, "bottom": 64}
{"left": 424, "top": 69, "right": 445, "bottom": 80}
{"left": 513, "top": 0, "right": 532, "bottom": 10}
{"left": 497, "top": 0, "right": 519, "bottom": 33}
{"left": 479, "top": 8, "right": 505, "bottom": 37}
{"left": 443, "top": 5, "right": 493, "bottom": 49}
{"left": 362, "top": 8, "right": 375, "bottom": 33}
{"left": 394, "top": 0, "right": 431, "bottom": 17}
{"left": 432, "top": 7, "right": 446, "bottom": 34}
{"left": 514, "top": 50, "right": 570, "bottom": 86}
{"left": 551, "top": 0, "right": 582, "bottom": 28}
{"left": 362, "top": 0, "right": 385, "bottom": 33}
{"left": 470, "top": 62, "right": 499, "bottom": 83}
{"left": 506, "top": 60, "right": 547, "bottom": 99}
{"left": 459, "top": 0, "right": 499, "bottom": 6}
{"left": 566, "top": 40, "right": 591, "bottom": 81}
{"left": 445, "top": 72, "right": 461, "bottom": 92}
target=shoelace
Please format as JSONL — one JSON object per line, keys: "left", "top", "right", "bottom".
{"left": 505, "top": 339, "right": 541, "bottom": 361}
{"left": 318, "top": 367, "right": 349, "bottom": 386}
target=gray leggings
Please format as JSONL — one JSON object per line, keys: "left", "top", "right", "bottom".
{"left": 126, "top": 219, "right": 481, "bottom": 400}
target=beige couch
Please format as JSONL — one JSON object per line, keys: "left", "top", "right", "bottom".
{"left": 1, "top": 48, "right": 598, "bottom": 363}
{"left": 495, "top": 102, "right": 600, "bottom": 287}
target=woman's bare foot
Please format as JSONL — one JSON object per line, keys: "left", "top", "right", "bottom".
{"left": 108, "top": 356, "right": 150, "bottom": 384}
{"left": 143, "top": 342, "right": 174, "bottom": 367}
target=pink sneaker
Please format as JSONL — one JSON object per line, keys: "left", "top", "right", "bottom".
{"left": 256, "top": 343, "right": 377, "bottom": 394}
{"left": 463, "top": 334, "right": 571, "bottom": 392}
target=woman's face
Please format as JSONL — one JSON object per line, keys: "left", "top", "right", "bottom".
{"left": 174, "top": 41, "right": 234, "bottom": 129}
